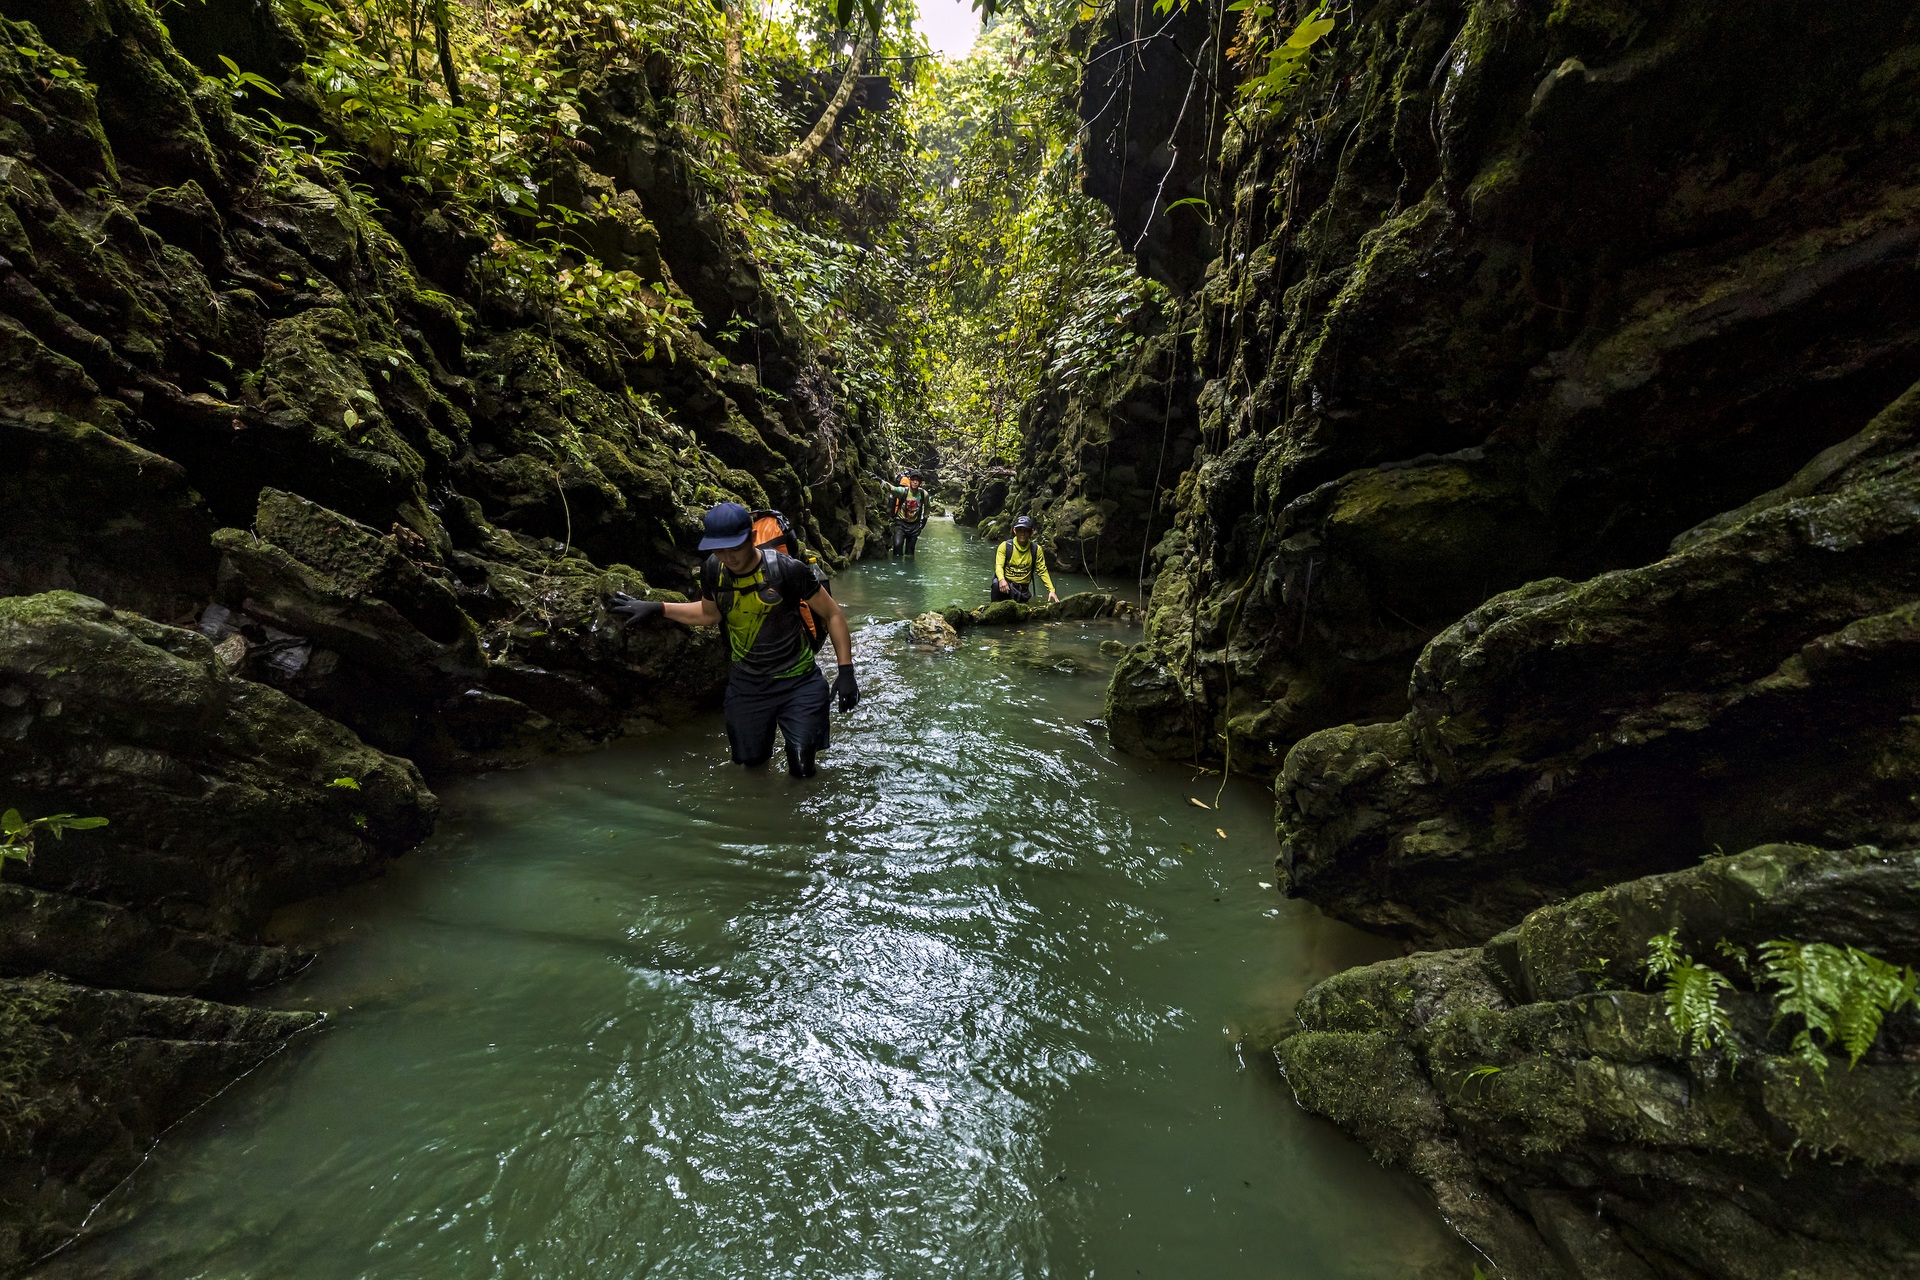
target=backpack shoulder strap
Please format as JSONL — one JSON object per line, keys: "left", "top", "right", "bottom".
{"left": 702, "top": 555, "right": 734, "bottom": 617}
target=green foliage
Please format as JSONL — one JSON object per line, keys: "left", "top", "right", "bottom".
{"left": 1230, "top": 1, "right": 1335, "bottom": 116}
{"left": 1758, "top": 940, "right": 1919, "bottom": 1076}
{"left": 1643, "top": 931, "right": 1919, "bottom": 1075}
{"left": 1643, "top": 931, "right": 1736, "bottom": 1060}
{"left": 243, "top": 0, "right": 704, "bottom": 349}
{"left": 191, "top": 0, "right": 1160, "bottom": 480}
{"left": 901, "top": 12, "right": 1166, "bottom": 463}
{"left": 0, "top": 808, "right": 109, "bottom": 882}
{"left": 1452, "top": 1064, "right": 1502, "bottom": 1099}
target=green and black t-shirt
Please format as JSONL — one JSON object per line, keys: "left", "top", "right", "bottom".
{"left": 700, "top": 549, "right": 821, "bottom": 684}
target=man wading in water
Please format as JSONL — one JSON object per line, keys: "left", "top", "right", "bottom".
{"left": 992, "top": 515, "right": 1057, "bottom": 604}
{"left": 612, "top": 502, "right": 858, "bottom": 778}
{"left": 874, "top": 470, "right": 930, "bottom": 557}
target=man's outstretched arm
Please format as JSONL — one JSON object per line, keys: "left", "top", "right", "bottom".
{"left": 611, "top": 593, "right": 720, "bottom": 625}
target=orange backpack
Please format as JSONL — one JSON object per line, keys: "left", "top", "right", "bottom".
{"left": 748, "top": 509, "right": 826, "bottom": 645}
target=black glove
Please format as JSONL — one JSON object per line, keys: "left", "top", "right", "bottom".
{"left": 833, "top": 663, "right": 859, "bottom": 712}
{"left": 609, "top": 592, "right": 664, "bottom": 624}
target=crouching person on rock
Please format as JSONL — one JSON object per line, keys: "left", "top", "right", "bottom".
{"left": 612, "top": 501, "right": 857, "bottom": 778}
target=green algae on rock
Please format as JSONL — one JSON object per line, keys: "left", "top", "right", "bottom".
{"left": 943, "top": 592, "right": 1140, "bottom": 628}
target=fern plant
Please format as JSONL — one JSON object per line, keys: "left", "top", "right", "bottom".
{"left": 1757, "top": 940, "right": 1919, "bottom": 1075}
{"left": 1644, "top": 932, "right": 1737, "bottom": 1060}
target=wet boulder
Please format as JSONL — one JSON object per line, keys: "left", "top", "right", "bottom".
{"left": 1275, "top": 843, "right": 1920, "bottom": 1280}
{"left": 945, "top": 592, "right": 1138, "bottom": 629}
{"left": 1277, "top": 384, "right": 1920, "bottom": 946}
{"left": 0, "top": 882, "right": 306, "bottom": 999}
{"left": 906, "top": 611, "right": 959, "bottom": 649}
{"left": 0, "top": 590, "right": 435, "bottom": 935}
{"left": 0, "top": 977, "right": 319, "bottom": 1275}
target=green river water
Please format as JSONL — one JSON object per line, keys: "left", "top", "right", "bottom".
{"left": 43, "top": 518, "right": 1462, "bottom": 1279}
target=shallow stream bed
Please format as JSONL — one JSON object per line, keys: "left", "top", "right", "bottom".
{"left": 44, "top": 519, "right": 1460, "bottom": 1279}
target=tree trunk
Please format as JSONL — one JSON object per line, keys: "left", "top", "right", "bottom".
{"left": 431, "top": 0, "right": 465, "bottom": 109}
{"left": 767, "top": 34, "right": 875, "bottom": 173}
{"left": 722, "top": 0, "right": 744, "bottom": 144}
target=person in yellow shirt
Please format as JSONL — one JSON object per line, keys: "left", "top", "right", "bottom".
{"left": 992, "top": 515, "right": 1057, "bottom": 604}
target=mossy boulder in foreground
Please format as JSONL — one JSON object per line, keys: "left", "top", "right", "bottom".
{"left": 0, "top": 978, "right": 319, "bottom": 1276}
{"left": 1276, "top": 843, "right": 1920, "bottom": 1280}
{"left": 0, "top": 591, "right": 433, "bottom": 1272}
{"left": 0, "top": 591, "right": 434, "bottom": 934}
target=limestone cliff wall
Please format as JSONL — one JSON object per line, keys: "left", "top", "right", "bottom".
{"left": 1064, "top": 0, "right": 1920, "bottom": 1272}
{"left": 1089, "top": 0, "right": 1920, "bottom": 777}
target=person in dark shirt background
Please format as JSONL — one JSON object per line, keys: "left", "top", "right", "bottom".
{"left": 613, "top": 502, "right": 857, "bottom": 778}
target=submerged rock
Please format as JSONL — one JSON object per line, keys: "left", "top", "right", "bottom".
{"left": 0, "top": 978, "right": 319, "bottom": 1276}
{"left": 1276, "top": 843, "right": 1920, "bottom": 1280}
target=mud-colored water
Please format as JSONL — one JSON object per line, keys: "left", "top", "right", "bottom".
{"left": 45, "top": 519, "right": 1461, "bottom": 1279}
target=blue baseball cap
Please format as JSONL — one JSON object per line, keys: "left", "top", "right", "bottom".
{"left": 698, "top": 501, "right": 755, "bottom": 550}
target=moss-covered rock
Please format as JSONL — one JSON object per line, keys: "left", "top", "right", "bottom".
{"left": 0, "top": 977, "right": 318, "bottom": 1276}
{"left": 943, "top": 591, "right": 1140, "bottom": 628}
{"left": 0, "top": 590, "right": 435, "bottom": 933}
{"left": 1277, "top": 384, "right": 1920, "bottom": 945}
{"left": 0, "top": 882, "right": 305, "bottom": 999}
{"left": 1276, "top": 843, "right": 1920, "bottom": 1280}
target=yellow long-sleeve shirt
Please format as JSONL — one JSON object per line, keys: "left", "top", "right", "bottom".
{"left": 995, "top": 537, "right": 1054, "bottom": 593}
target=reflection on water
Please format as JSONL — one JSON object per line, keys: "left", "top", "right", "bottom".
{"left": 42, "top": 520, "right": 1463, "bottom": 1279}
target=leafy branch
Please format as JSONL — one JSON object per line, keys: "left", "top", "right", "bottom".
{"left": 0, "top": 808, "right": 108, "bottom": 882}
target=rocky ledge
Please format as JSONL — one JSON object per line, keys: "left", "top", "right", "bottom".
{"left": 942, "top": 591, "right": 1141, "bottom": 628}
{"left": 1277, "top": 383, "right": 1920, "bottom": 946}
{"left": 1276, "top": 842, "right": 1920, "bottom": 1279}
